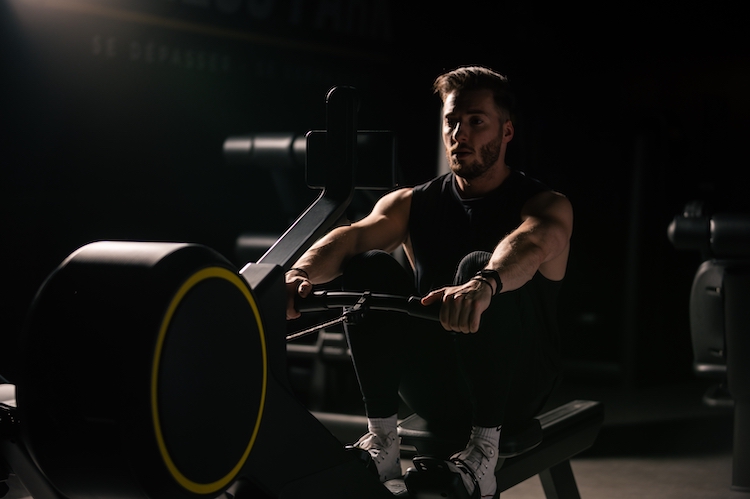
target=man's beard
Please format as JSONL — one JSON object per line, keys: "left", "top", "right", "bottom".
{"left": 448, "top": 134, "right": 504, "bottom": 181}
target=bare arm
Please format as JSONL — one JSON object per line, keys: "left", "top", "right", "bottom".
{"left": 489, "top": 190, "right": 573, "bottom": 290}
{"left": 423, "top": 190, "right": 573, "bottom": 333}
{"left": 285, "top": 188, "right": 412, "bottom": 318}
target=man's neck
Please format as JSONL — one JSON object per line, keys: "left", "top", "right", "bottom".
{"left": 454, "top": 164, "right": 512, "bottom": 199}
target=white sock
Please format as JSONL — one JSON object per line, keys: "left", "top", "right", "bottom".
{"left": 470, "top": 425, "right": 501, "bottom": 448}
{"left": 454, "top": 425, "right": 501, "bottom": 498}
{"left": 367, "top": 414, "right": 398, "bottom": 438}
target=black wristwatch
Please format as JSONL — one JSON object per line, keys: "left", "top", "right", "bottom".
{"left": 475, "top": 269, "right": 503, "bottom": 295}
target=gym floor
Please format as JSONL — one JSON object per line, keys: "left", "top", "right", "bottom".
{"left": 311, "top": 372, "right": 747, "bottom": 499}
{"left": 3, "top": 371, "right": 747, "bottom": 498}
{"left": 488, "top": 381, "right": 745, "bottom": 499}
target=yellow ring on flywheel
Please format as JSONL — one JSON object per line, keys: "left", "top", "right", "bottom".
{"left": 150, "top": 266, "right": 267, "bottom": 494}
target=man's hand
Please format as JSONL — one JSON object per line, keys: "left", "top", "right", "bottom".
{"left": 420, "top": 278, "right": 493, "bottom": 333}
{"left": 285, "top": 271, "right": 312, "bottom": 320}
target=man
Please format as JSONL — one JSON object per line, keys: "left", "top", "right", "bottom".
{"left": 285, "top": 66, "right": 573, "bottom": 499}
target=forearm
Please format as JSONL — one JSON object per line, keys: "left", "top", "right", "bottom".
{"left": 486, "top": 233, "right": 548, "bottom": 292}
{"left": 290, "top": 226, "right": 357, "bottom": 284}
{"left": 484, "top": 191, "right": 573, "bottom": 292}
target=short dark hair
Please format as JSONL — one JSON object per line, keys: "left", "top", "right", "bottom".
{"left": 433, "top": 66, "right": 515, "bottom": 120}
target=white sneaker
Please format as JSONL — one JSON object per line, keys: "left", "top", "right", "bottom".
{"left": 448, "top": 438, "right": 498, "bottom": 499}
{"left": 351, "top": 431, "right": 402, "bottom": 482}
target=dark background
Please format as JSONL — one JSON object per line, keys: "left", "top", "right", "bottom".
{"left": 1, "top": 0, "right": 748, "bottom": 389}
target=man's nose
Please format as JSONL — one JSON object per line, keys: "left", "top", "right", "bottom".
{"left": 452, "top": 122, "right": 467, "bottom": 142}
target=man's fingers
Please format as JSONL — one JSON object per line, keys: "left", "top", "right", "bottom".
{"left": 297, "top": 279, "right": 312, "bottom": 298}
{"left": 442, "top": 294, "right": 467, "bottom": 333}
{"left": 422, "top": 287, "right": 485, "bottom": 333}
{"left": 286, "top": 277, "right": 311, "bottom": 320}
{"left": 444, "top": 292, "right": 484, "bottom": 334}
{"left": 469, "top": 307, "right": 482, "bottom": 333}
{"left": 421, "top": 289, "right": 444, "bottom": 306}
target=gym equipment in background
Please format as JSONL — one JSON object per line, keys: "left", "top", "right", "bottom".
{"left": 669, "top": 203, "right": 750, "bottom": 492}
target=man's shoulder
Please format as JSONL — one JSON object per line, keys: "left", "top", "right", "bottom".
{"left": 517, "top": 169, "right": 559, "bottom": 189}
{"left": 377, "top": 185, "right": 413, "bottom": 208}
{"left": 506, "top": 169, "right": 557, "bottom": 198}
{"left": 413, "top": 172, "right": 453, "bottom": 194}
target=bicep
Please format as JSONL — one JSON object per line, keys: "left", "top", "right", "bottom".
{"left": 517, "top": 191, "right": 573, "bottom": 260}
{"left": 349, "top": 188, "right": 412, "bottom": 255}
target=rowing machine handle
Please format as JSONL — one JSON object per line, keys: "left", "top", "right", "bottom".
{"left": 405, "top": 296, "right": 441, "bottom": 321}
{"left": 295, "top": 291, "right": 440, "bottom": 322}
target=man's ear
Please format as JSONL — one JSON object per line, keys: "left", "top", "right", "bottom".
{"left": 503, "top": 120, "right": 515, "bottom": 142}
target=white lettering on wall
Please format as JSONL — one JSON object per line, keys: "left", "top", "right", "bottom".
{"left": 92, "top": 35, "right": 118, "bottom": 58}
{"left": 91, "top": 34, "right": 352, "bottom": 84}
{"left": 93, "top": 35, "right": 232, "bottom": 72}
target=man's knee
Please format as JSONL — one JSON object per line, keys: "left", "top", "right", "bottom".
{"left": 343, "top": 250, "right": 413, "bottom": 294}
{"left": 453, "top": 251, "right": 493, "bottom": 285}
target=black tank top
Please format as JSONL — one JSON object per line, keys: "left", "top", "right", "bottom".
{"left": 409, "top": 170, "right": 550, "bottom": 294}
{"left": 409, "top": 170, "right": 564, "bottom": 360}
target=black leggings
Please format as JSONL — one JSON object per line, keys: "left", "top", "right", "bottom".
{"left": 341, "top": 251, "right": 559, "bottom": 431}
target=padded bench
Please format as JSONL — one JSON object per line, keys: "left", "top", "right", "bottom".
{"left": 398, "top": 400, "right": 604, "bottom": 498}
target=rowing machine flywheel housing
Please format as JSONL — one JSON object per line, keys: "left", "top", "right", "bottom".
{"left": 18, "top": 241, "right": 268, "bottom": 498}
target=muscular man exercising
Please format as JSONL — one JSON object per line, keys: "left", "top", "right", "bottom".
{"left": 285, "top": 66, "right": 573, "bottom": 499}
